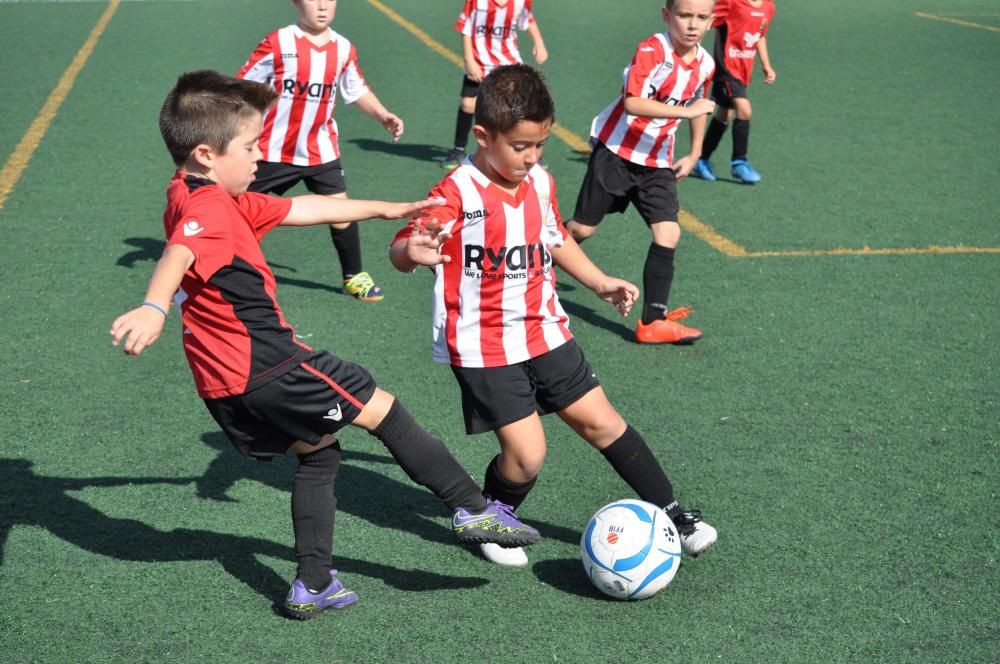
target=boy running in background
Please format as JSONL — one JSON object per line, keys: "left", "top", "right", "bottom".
{"left": 691, "top": 0, "right": 776, "bottom": 184}
{"left": 440, "top": 0, "right": 548, "bottom": 169}
{"left": 565, "top": 0, "right": 716, "bottom": 345}
{"left": 111, "top": 70, "right": 540, "bottom": 619}
{"left": 391, "top": 64, "right": 716, "bottom": 568}
{"left": 238, "top": 0, "right": 402, "bottom": 302}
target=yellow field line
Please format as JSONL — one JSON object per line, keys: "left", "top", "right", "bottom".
{"left": 0, "top": 0, "right": 120, "bottom": 210}
{"left": 367, "top": 0, "right": 997, "bottom": 258}
{"left": 915, "top": 11, "right": 1000, "bottom": 33}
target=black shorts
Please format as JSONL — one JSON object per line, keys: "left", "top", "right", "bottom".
{"left": 710, "top": 24, "right": 749, "bottom": 108}
{"left": 204, "top": 350, "right": 377, "bottom": 460}
{"left": 460, "top": 75, "right": 481, "bottom": 99}
{"left": 248, "top": 160, "right": 347, "bottom": 196}
{"left": 572, "top": 142, "right": 679, "bottom": 227}
{"left": 449, "top": 340, "right": 600, "bottom": 435}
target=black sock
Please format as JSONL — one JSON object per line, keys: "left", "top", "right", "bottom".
{"left": 329, "top": 223, "right": 363, "bottom": 279}
{"left": 370, "top": 399, "right": 487, "bottom": 513}
{"left": 293, "top": 443, "right": 341, "bottom": 591}
{"left": 483, "top": 455, "right": 537, "bottom": 511}
{"left": 454, "top": 108, "right": 474, "bottom": 150}
{"left": 702, "top": 117, "right": 728, "bottom": 161}
{"left": 600, "top": 425, "right": 677, "bottom": 511}
{"left": 641, "top": 243, "right": 675, "bottom": 325}
{"left": 732, "top": 119, "right": 751, "bottom": 162}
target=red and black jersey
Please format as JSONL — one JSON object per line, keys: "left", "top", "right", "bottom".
{"left": 163, "top": 172, "right": 310, "bottom": 398}
{"left": 712, "top": 0, "right": 775, "bottom": 86}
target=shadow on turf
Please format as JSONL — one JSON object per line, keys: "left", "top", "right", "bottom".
{"left": 347, "top": 138, "right": 449, "bottom": 163}
{"left": 0, "top": 457, "right": 488, "bottom": 609}
{"left": 533, "top": 557, "right": 608, "bottom": 599}
{"left": 557, "top": 296, "right": 633, "bottom": 341}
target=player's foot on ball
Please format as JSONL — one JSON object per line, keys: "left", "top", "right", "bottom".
{"left": 441, "top": 147, "right": 467, "bottom": 170}
{"left": 634, "top": 306, "right": 702, "bottom": 345}
{"left": 452, "top": 499, "right": 541, "bottom": 547}
{"left": 343, "top": 271, "right": 384, "bottom": 302}
{"left": 671, "top": 510, "right": 717, "bottom": 557}
{"left": 480, "top": 543, "right": 529, "bottom": 567}
{"left": 692, "top": 158, "right": 717, "bottom": 181}
{"left": 731, "top": 159, "right": 761, "bottom": 184}
{"left": 283, "top": 569, "right": 359, "bottom": 619}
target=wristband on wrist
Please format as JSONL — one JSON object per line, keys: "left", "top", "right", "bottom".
{"left": 141, "top": 300, "right": 169, "bottom": 317}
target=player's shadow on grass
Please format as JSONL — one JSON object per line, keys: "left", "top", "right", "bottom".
{"left": 533, "top": 557, "right": 607, "bottom": 599}
{"left": 557, "top": 296, "right": 634, "bottom": 341}
{"left": 347, "top": 138, "right": 449, "bottom": 163}
{"left": 0, "top": 458, "right": 487, "bottom": 608}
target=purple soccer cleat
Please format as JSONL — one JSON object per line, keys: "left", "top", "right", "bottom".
{"left": 452, "top": 499, "right": 541, "bottom": 548}
{"left": 283, "top": 569, "right": 359, "bottom": 619}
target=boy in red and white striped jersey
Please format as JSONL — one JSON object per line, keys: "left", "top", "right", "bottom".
{"left": 391, "top": 65, "right": 716, "bottom": 568}
{"left": 441, "top": 0, "right": 548, "bottom": 169}
{"left": 237, "top": 0, "right": 403, "bottom": 303}
{"left": 566, "top": 0, "right": 717, "bottom": 345}
{"left": 692, "top": 0, "right": 777, "bottom": 184}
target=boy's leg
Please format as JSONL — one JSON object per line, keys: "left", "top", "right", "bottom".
{"left": 288, "top": 436, "right": 343, "bottom": 590}
{"left": 442, "top": 78, "right": 479, "bottom": 168}
{"left": 729, "top": 97, "right": 762, "bottom": 184}
{"left": 565, "top": 143, "right": 628, "bottom": 243}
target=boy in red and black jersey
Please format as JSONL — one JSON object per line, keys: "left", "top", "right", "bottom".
{"left": 111, "top": 70, "right": 539, "bottom": 620}
{"left": 692, "top": 0, "right": 777, "bottom": 184}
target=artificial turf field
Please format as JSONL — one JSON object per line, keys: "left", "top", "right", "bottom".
{"left": 1, "top": 0, "right": 998, "bottom": 661}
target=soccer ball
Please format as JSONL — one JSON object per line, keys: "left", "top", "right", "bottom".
{"left": 580, "top": 499, "right": 682, "bottom": 600}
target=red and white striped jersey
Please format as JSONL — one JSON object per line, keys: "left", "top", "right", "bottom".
{"left": 455, "top": 0, "right": 535, "bottom": 75}
{"left": 237, "top": 25, "right": 369, "bottom": 166}
{"left": 394, "top": 161, "right": 572, "bottom": 368}
{"left": 590, "top": 33, "right": 715, "bottom": 168}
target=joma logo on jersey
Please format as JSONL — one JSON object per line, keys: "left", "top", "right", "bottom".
{"left": 465, "top": 243, "right": 552, "bottom": 271}
{"left": 463, "top": 209, "right": 489, "bottom": 222}
{"left": 476, "top": 25, "right": 513, "bottom": 37}
{"left": 282, "top": 79, "right": 336, "bottom": 99}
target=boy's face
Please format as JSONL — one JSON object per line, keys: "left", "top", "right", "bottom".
{"left": 663, "top": 0, "right": 714, "bottom": 49}
{"left": 294, "top": 0, "right": 336, "bottom": 32}
{"left": 474, "top": 120, "right": 551, "bottom": 188}
{"left": 209, "top": 115, "right": 263, "bottom": 197}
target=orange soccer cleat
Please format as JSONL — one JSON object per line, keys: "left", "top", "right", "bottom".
{"left": 634, "top": 306, "right": 703, "bottom": 345}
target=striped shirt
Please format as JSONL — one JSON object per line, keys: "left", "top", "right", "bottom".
{"left": 395, "top": 161, "right": 572, "bottom": 368}
{"left": 237, "top": 25, "right": 369, "bottom": 166}
{"left": 456, "top": 0, "right": 535, "bottom": 75}
{"left": 591, "top": 32, "right": 715, "bottom": 168}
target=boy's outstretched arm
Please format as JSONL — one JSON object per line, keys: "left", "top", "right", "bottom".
{"left": 110, "top": 244, "right": 194, "bottom": 356}
{"left": 624, "top": 95, "right": 715, "bottom": 122}
{"left": 389, "top": 219, "right": 452, "bottom": 272}
{"left": 551, "top": 236, "right": 639, "bottom": 317}
{"left": 354, "top": 92, "right": 405, "bottom": 142}
{"left": 282, "top": 196, "right": 444, "bottom": 227}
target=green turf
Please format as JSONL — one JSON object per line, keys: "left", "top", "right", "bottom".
{"left": 0, "top": 1, "right": 998, "bottom": 662}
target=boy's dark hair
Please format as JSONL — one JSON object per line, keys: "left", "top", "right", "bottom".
{"left": 474, "top": 64, "right": 555, "bottom": 134}
{"left": 159, "top": 70, "right": 278, "bottom": 166}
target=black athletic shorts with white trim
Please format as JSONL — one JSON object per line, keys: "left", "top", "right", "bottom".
{"left": 248, "top": 160, "right": 347, "bottom": 196}
{"left": 204, "top": 350, "right": 376, "bottom": 460}
{"left": 450, "top": 340, "right": 600, "bottom": 435}
{"left": 572, "top": 142, "right": 680, "bottom": 227}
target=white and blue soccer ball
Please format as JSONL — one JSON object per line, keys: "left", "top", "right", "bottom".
{"left": 580, "top": 499, "right": 682, "bottom": 600}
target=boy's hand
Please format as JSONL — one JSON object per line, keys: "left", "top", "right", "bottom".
{"left": 763, "top": 66, "right": 777, "bottom": 84}
{"left": 406, "top": 218, "right": 452, "bottom": 266}
{"left": 594, "top": 278, "right": 639, "bottom": 317}
{"left": 673, "top": 154, "right": 697, "bottom": 180}
{"left": 685, "top": 98, "right": 716, "bottom": 119}
{"left": 379, "top": 112, "right": 405, "bottom": 142}
{"left": 110, "top": 306, "right": 167, "bottom": 356}
{"left": 377, "top": 197, "right": 446, "bottom": 220}
{"left": 465, "top": 59, "right": 484, "bottom": 83}
{"left": 533, "top": 42, "right": 549, "bottom": 65}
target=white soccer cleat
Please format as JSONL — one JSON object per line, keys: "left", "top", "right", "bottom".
{"left": 673, "top": 510, "right": 717, "bottom": 557}
{"left": 480, "top": 543, "right": 529, "bottom": 567}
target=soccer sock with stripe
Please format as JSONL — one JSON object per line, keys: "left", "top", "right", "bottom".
{"left": 600, "top": 425, "right": 678, "bottom": 514}
{"left": 454, "top": 108, "right": 474, "bottom": 150}
{"left": 641, "top": 243, "right": 675, "bottom": 325}
{"left": 293, "top": 442, "right": 341, "bottom": 591}
{"left": 329, "top": 223, "right": 363, "bottom": 280}
{"left": 483, "top": 455, "right": 537, "bottom": 511}
{"left": 701, "top": 117, "right": 728, "bottom": 161}
{"left": 732, "top": 119, "right": 751, "bottom": 162}
{"left": 370, "top": 399, "right": 488, "bottom": 513}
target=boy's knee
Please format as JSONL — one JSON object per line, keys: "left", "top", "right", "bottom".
{"left": 502, "top": 450, "right": 546, "bottom": 480}
{"left": 460, "top": 97, "right": 476, "bottom": 114}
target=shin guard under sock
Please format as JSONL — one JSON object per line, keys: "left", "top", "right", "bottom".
{"left": 732, "top": 119, "right": 751, "bottom": 162}
{"left": 454, "top": 109, "right": 474, "bottom": 150}
{"left": 600, "top": 425, "right": 676, "bottom": 509}
{"left": 329, "top": 223, "right": 363, "bottom": 279}
{"left": 641, "top": 244, "right": 676, "bottom": 325}
{"left": 293, "top": 443, "right": 341, "bottom": 590}
{"left": 483, "top": 455, "right": 537, "bottom": 511}
{"left": 702, "top": 117, "right": 728, "bottom": 161}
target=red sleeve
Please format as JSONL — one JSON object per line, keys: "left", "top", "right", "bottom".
{"left": 712, "top": 0, "right": 730, "bottom": 27}
{"left": 393, "top": 178, "right": 463, "bottom": 244}
{"left": 623, "top": 37, "right": 665, "bottom": 99}
{"left": 762, "top": 3, "right": 776, "bottom": 37}
{"left": 236, "top": 33, "right": 276, "bottom": 82}
{"left": 455, "top": 0, "right": 475, "bottom": 34}
{"left": 237, "top": 192, "right": 293, "bottom": 238}
{"left": 166, "top": 197, "right": 235, "bottom": 283}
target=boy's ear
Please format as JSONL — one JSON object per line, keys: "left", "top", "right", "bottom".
{"left": 191, "top": 143, "right": 215, "bottom": 170}
{"left": 471, "top": 125, "right": 491, "bottom": 150}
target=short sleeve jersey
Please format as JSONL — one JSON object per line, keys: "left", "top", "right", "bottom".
{"left": 163, "top": 172, "right": 310, "bottom": 399}
{"left": 712, "top": 0, "right": 775, "bottom": 85}
{"left": 590, "top": 33, "right": 715, "bottom": 168}
{"left": 394, "top": 162, "right": 571, "bottom": 368}
{"left": 455, "top": 0, "right": 535, "bottom": 76}
{"left": 237, "top": 25, "right": 369, "bottom": 166}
